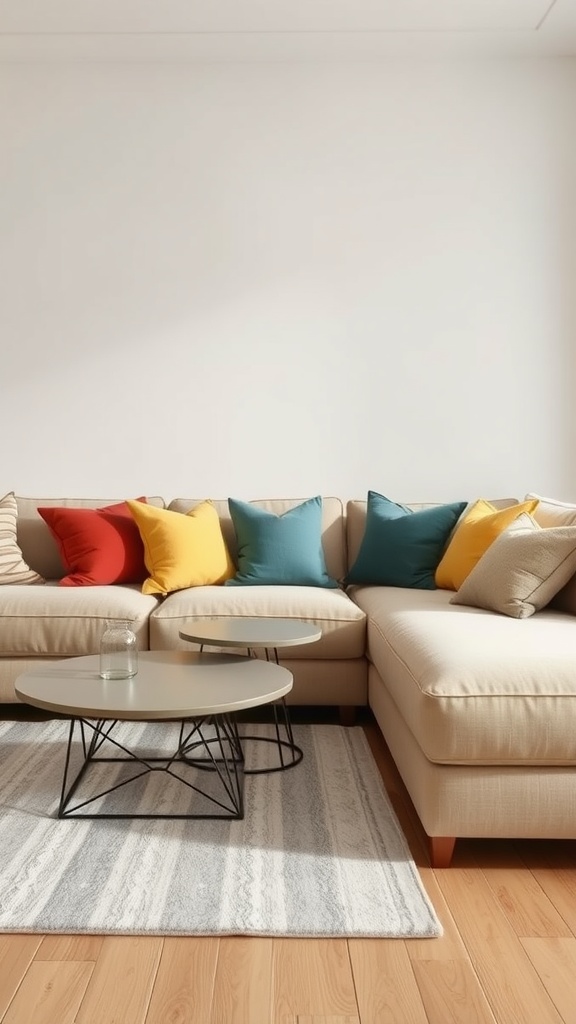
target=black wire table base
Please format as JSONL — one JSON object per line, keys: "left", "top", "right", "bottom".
{"left": 179, "top": 695, "right": 303, "bottom": 775}
{"left": 57, "top": 714, "right": 245, "bottom": 820}
{"left": 239, "top": 695, "right": 303, "bottom": 774}
{"left": 186, "top": 643, "right": 304, "bottom": 775}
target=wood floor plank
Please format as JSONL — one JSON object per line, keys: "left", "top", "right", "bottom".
{"left": 521, "top": 937, "right": 576, "bottom": 1024}
{"left": 411, "top": 959, "right": 498, "bottom": 1024}
{"left": 527, "top": 856, "right": 576, "bottom": 936}
{"left": 145, "top": 936, "right": 219, "bottom": 1024}
{"left": 348, "top": 939, "right": 428, "bottom": 1022}
{"left": 471, "top": 841, "right": 573, "bottom": 939}
{"left": 210, "top": 937, "right": 273, "bottom": 1024}
{"left": 75, "top": 936, "right": 163, "bottom": 1024}
{"left": 272, "top": 939, "right": 358, "bottom": 1022}
{"left": 280, "top": 1018, "right": 360, "bottom": 1024}
{"left": 2, "top": 961, "right": 93, "bottom": 1024}
{"left": 0, "top": 935, "right": 44, "bottom": 1019}
{"left": 36, "top": 935, "right": 104, "bottom": 961}
{"left": 512, "top": 839, "right": 576, "bottom": 873}
{"left": 435, "top": 861, "right": 565, "bottom": 1024}
{"left": 295, "top": 1017, "right": 361, "bottom": 1023}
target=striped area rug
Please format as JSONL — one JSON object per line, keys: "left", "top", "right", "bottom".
{"left": 0, "top": 720, "right": 442, "bottom": 937}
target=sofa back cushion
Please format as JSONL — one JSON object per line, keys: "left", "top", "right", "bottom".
{"left": 346, "top": 498, "right": 519, "bottom": 574}
{"left": 16, "top": 496, "right": 166, "bottom": 580}
{"left": 168, "top": 497, "right": 347, "bottom": 584}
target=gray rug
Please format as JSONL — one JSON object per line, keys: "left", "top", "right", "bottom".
{"left": 0, "top": 720, "right": 441, "bottom": 938}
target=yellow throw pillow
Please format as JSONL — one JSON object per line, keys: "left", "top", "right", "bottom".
{"left": 434, "top": 498, "right": 539, "bottom": 591}
{"left": 126, "top": 500, "right": 235, "bottom": 595}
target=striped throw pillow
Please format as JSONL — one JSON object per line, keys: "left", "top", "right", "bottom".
{"left": 0, "top": 492, "right": 44, "bottom": 585}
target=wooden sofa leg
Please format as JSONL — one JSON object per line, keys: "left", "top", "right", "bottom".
{"left": 339, "top": 705, "right": 356, "bottom": 726}
{"left": 428, "top": 836, "right": 457, "bottom": 868}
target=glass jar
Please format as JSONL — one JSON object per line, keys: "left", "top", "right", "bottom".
{"left": 99, "top": 619, "right": 138, "bottom": 680}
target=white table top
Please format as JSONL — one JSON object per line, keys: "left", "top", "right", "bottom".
{"left": 15, "top": 651, "right": 293, "bottom": 721}
{"left": 179, "top": 617, "right": 322, "bottom": 649}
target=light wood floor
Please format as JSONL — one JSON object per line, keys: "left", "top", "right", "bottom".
{"left": 1, "top": 708, "right": 575, "bottom": 1024}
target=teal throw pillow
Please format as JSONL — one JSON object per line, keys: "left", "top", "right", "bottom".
{"left": 345, "top": 491, "right": 467, "bottom": 589}
{"left": 226, "top": 496, "right": 338, "bottom": 588}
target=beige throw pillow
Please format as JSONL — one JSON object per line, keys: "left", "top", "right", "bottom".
{"left": 525, "top": 493, "right": 576, "bottom": 613}
{"left": 450, "top": 513, "right": 576, "bottom": 619}
{"left": 0, "top": 492, "right": 44, "bottom": 585}
{"left": 524, "top": 492, "right": 576, "bottom": 527}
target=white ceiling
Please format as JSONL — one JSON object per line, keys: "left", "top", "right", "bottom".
{"left": 0, "top": 0, "right": 575, "bottom": 61}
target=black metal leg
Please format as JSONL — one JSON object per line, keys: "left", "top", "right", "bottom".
{"left": 180, "top": 714, "right": 244, "bottom": 770}
{"left": 57, "top": 715, "right": 245, "bottom": 820}
{"left": 241, "top": 695, "right": 303, "bottom": 775}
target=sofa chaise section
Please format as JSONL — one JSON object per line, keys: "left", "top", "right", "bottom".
{"left": 350, "top": 582, "right": 576, "bottom": 867}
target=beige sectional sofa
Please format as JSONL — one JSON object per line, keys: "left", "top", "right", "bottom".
{"left": 3, "top": 493, "right": 576, "bottom": 867}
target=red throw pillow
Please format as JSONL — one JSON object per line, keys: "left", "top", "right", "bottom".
{"left": 38, "top": 499, "right": 149, "bottom": 586}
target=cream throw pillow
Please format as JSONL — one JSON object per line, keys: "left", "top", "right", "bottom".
{"left": 450, "top": 513, "right": 576, "bottom": 619}
{"left": 525, "top": 492, "right": 576, "bottom": 527}
{"left": 525, "top": 493, "right": 576, "bottom": 613}
{"left": 0, "top": 492, "right": 44, "bottom": 585}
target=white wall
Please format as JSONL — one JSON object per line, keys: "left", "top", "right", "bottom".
{"left": 1, "top": 58, "right": 575, "bottom": 503}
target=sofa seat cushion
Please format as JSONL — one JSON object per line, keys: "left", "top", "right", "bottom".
{"left": 149, "top": 585, "right": 366, "bottom": 660}
{"left": 349, "top": 585, "right": 576, "bottom": 766}
{"left": 0, "top": 583, "right": 159, "bottom": 657}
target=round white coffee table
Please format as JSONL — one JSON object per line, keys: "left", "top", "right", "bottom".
{"left": 178, "top": 617, "right": 322, "bottom": 773}
{"left": 15, "top": 650, "right": 293, "bottom": 821}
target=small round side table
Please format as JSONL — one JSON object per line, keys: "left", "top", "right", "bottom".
{"left": 179, "top": 617, "right": 322, "bottom": 773}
